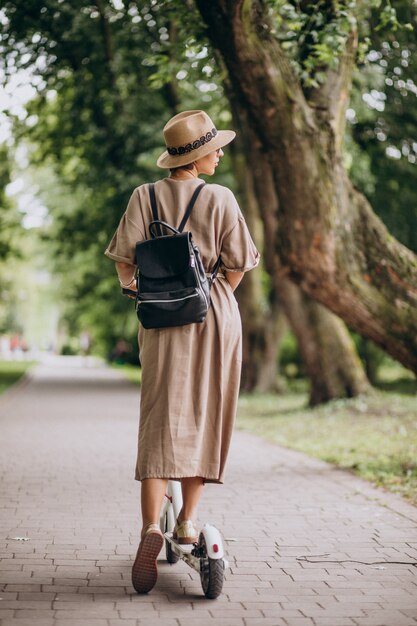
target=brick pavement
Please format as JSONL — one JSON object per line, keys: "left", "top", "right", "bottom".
{"left": 0, "top": 355, "right": 416, "bottom": 626}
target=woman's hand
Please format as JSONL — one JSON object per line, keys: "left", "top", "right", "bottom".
{"left": 123, "top": 279, "right": 138, "bottom": 299}
{"left": 122, "top": 278, "right": 137, "bottom": 291}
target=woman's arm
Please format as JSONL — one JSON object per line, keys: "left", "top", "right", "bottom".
{"left": 225, "top": 271, "right": 244, "bottom": 292}
{"left": 116, "top": 261, "right": 137, "bottom": 291}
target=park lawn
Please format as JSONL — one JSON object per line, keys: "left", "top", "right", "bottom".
{"left": 0, "top": 360, "right": 36, "bottom": 395}
{"left": 237, "top": 386, "right": 417, "bottom": 506}
{"left": 111, "top": 362, "right": 142, "bottom": 386}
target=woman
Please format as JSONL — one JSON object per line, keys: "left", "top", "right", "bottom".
{"left": 105, "top": 110, "right": 260, "bottom": 594}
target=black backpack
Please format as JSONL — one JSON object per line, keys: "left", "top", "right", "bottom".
{"left": 134, "top": 182, "right": 221, "bottom": 330}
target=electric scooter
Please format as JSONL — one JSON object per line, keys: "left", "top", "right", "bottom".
{"left": 159, "top": 480, "right": 228, "bottom": 599}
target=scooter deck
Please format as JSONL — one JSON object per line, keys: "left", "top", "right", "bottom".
{"left": 164, "top": 532, "right": 195, "bottom": 550}
{"left": 164, "top": 532, "right": 201, "bottom": 571}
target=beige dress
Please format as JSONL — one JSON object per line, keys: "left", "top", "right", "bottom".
{"left": 105, "top": 177, "right": 260, "bottom": 483}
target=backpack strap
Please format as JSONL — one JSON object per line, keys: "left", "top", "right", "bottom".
{"left": 177, "top": 183, "right": 206, "bottom": 233}
{"left": 148, "top": 183, "right": 162, "bottom": 237}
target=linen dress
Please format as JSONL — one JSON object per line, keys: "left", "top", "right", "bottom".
{"left": 105, "top": 177, "right": 260, "bottom": 484}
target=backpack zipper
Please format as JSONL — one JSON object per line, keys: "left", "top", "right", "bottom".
{"left": 137, "top": 292, "right": 199, "bottom": 306}
{"left": 191, "top": 253, "right": 209, "bottom": 310}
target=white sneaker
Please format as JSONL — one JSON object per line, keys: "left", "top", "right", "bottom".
{"left": 172, "top": 519, "right": 198, "bottom": 544}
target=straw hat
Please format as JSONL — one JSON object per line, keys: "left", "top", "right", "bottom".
{"left": 156, "top": 110, "right": 236, "bottom": 169}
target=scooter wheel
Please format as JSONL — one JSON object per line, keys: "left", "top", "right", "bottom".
{"left": 164, "top": 513, "right": 179, "bottom": 564}
{"left": 198, "top": 532, "right": 224, "bottom": 599}
{"left": 166, "top": 538, "right": 180, "bottom": 564}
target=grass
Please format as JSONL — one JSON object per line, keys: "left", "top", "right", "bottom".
{"left": 0, "top": 360, "right": 36, "bottom": 395}
{"left": 237, "top": 367, "right": 417, "bottom": 506}
{"left": 111, "top": 362, "right": 142, "bottom": 386}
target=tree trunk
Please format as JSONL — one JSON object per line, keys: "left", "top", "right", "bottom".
{"left": 277, "top": 279, "right": 369, "bottom": 405}
{"left": 228, "top": 88, "right": 369, "bottom": 404}
{"left": 253, "top": 156, "right": 369, "bottom": 405}
{"left": 253, "top": 304, "right": 287, "bottom": 393}
{"left": 236, "top": 266, "right": 287, "bottom": 392}
{"left": 195, "top": 0, "right": 417, "bottom": 374}
{"left": 229, "top": 140, "right": 286, "bottom": 392}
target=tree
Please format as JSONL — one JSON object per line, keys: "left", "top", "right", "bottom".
{"left": 3, "top": 0, "right": 415, "bottom": 392}
{"left": 0, "top": 0, "right": 239, "bottom": 356}
{"left": 228, "top": 138, "right": 288, "bottom": 392}
{"left": 0, "top": 144, "right": 21, "bottom": 260}
{"left": 0, "top": 144, "right": 25, "bottom": 336}
{"left": 0, "top": 1, "right": 183, "bottom": 354}
{"left": 0, "top": 1, "right": 370, "bottom": 401}
{"left": 194, "top": 0, "right": 417, "bottom": 373}
{"left": 228, "top": 97, "right": 369, "bottom": 402}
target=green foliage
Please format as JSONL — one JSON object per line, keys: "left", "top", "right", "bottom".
{"left": 347, "top": 0, "right": 417, "bottom": 253}
{"left": 266, "top": 0, "right": 413, "bottom": 89}
{"left": 375, "top": 1, "right": 401, "bottom": 31}
{"left": 0, "top": 3, "right": 159, "bottom": 351}
{"left": 0, "top": 0, "right": 233, "bottom": 356}
{"left": 0, "top": 144, "right": 22, "bottom": 260}
{"left": 278, "top": 330, "right": 303, "bottom": 378}
{"left": 0, "top": 156, "right": 31, "bottom": 335}
{"left": 273, "top": 0, "right": 357, "bottom": 88}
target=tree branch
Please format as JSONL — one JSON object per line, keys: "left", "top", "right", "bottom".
{"left": 195, "top": 0, "right": 316, "bottom": 150}
{"left": 309, "top": 27, "right": 358, "bottom": 151}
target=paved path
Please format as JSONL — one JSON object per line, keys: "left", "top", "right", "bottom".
{"left": 0, "top": 356, "right": 416, "bottom": 626}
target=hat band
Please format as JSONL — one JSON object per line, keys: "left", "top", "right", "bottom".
{"left": 167, "top": 128, "right": 218, "bottom": 156}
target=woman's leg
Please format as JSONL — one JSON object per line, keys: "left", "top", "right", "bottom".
{"left": 132, "top": 478, "right": 167, "bottom": 594}
{"left": 140, "top": 478, "right": 168, "bottom": 533}
{"left": 178, "top": 477, "right": 204, "bottom": 521}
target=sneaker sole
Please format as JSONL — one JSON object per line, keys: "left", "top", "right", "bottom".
{"left": 131, "top": 531, "right": 164, "bottom": 594}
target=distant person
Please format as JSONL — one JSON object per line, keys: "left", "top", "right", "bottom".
{"left": 109, "top": 339, "right": 131, "bottom": 364}
{"left": 105, "top": 110, "right": 260, "bottom": 593}
{"left": 10, "top": 334, "right": 20, "bottom": 352}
